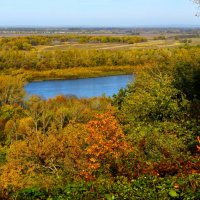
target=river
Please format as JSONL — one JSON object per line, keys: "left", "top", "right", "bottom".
{"left": 25, "top": 74, "right": 134, "bottom": 99}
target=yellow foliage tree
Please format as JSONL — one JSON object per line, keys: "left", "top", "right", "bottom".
{"left": 0, "top": 122, "right": 87, "bottom": 191}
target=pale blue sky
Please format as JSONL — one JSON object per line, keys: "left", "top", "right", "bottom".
{"left": 0, "top": 0, "right": 199, "bottom": 27}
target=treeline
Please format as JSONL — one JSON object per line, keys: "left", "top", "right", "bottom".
{"left": 0, "top": 50, "right": 199, "bottom": 199}
{"left": 0, "top": 35, "right": 147, "bottom": 50}
{"left": 0, "top": 47, "right": 200, "bottom": 71}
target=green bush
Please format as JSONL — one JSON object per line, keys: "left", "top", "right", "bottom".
{"left": 10, "top": 175, "right": 199, "bottom": 200}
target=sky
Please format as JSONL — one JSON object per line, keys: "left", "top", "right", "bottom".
{"left": 0, "top": 0, "right": 199, "bottom": 27}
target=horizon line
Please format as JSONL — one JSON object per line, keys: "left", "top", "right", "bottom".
{"left": 1, "top": 25, "right": 200, "bottom": 29}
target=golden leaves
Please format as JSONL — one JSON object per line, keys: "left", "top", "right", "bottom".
{"left": 197, "top": 136, "right": 200, "bottom": 152}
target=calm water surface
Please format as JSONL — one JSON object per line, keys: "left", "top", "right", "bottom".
{"left": 25, "top": 75, "right": 134, "bottom": 99}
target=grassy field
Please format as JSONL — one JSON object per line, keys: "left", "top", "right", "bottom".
{"left": 190, "top": 37, "right": 200, "bottom": 45}
{"left": 36, "top": 39, "right": 184, "bottom": 51}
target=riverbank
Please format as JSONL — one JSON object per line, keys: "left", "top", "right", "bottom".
{"left": 1, "top": 65, "right": 145, "bottom": 82}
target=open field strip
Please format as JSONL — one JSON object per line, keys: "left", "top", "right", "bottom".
{"left": 190, "top": 38, "right": 200, "bottom": 45}
{"left": 36, "top": 39, "right": 184, "bottom": 51}
{"left": 3, "top": 66, "right": 138, "bottom": 81}
{"left": 33, "top": 37, "right": 200, "bottom": 52}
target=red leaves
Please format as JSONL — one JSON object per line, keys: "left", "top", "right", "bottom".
{"left": 154, "top": 162, "right": 179, "bottom": 177}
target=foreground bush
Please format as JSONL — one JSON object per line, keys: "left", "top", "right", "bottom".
{"left": 6, "top": 175, "right": 199, "bottom": 200}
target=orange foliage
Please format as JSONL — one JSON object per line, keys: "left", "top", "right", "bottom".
{"left": 197, "top": 136, "right": 200, "bottom": 152}
{"left": 83, "top": 113, "right": 133, "bottom": 179}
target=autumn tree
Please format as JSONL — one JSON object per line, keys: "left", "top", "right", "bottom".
{"left": 0, "top": 122, "right": 87, "bottom": 191}
{"left": 120, "top": 69, "right": 189, "bottom": 124}
{"left": 83, "top": 113, "right": 133, "bottom": 179}
{"left": 0, "top": 76, "right": 25, "bottom": 106}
